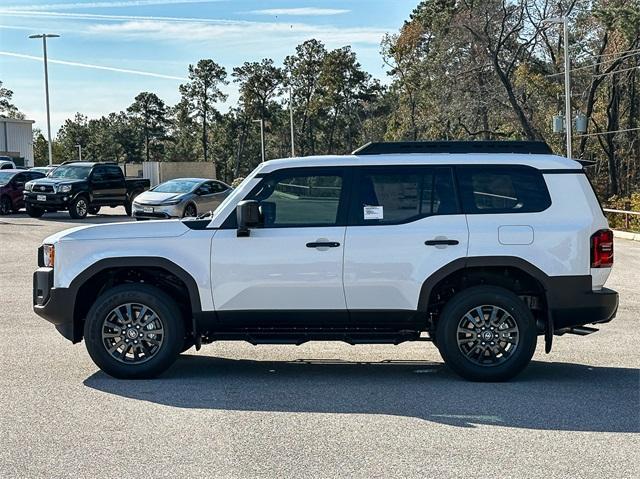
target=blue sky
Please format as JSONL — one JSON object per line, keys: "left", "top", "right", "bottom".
{"left": 0, "top": 0, "right": 417, "bottom": 134}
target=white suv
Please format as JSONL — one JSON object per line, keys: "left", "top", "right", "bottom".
{"left": 33, "top": 141, "right": 618, "bottom": 381}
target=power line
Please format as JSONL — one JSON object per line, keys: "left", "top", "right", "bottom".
{"left": 593, "top": 65, "right": 639, "bottom": 78}
{"left": 546, "top": 50, "right": 640, "bottom": 78}
{"left": 574, "top": 127, "right": 640, "bottom": 138}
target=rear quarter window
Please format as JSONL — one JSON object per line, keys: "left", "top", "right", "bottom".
{"left": 457, "top": 166, "right": 551, "bottom": 214}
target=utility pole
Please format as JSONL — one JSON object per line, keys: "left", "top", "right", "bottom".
{"left": 76, "top": 144, "right": 82, "bottom": 162}
{"left": 29, "top": 33, "right": 60, "bottom": 166}
{"left": 289, "top": 87, "right": 295, "bottom": 157}
{"left": 543, "top": 17, "right": 572, "bottom": 158}
{"left": 253, "top": 119, "right": 265, "bottom": 163}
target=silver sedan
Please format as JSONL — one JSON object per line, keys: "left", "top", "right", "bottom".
{"left": 132, "top": 178, "right": 232, "bottom": 220}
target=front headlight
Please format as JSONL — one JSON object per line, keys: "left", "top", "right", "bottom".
{"left": 159, "top": 199, "right": 182, "bottom": 206}
{"left": 57, "top": 184, "right": 72, "bottom": 193}
{"left": 25, "top": 181, "right": 34, "bottom": 192}
{"left": 43, "top": 244, "right": 55, "bottom": 268}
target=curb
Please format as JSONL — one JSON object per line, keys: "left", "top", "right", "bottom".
{"left": 612, "top": 229, "right": 640, "bottom": 242}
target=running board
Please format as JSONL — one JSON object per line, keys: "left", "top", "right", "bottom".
{"left": 555, "top": 326, "right": 599, "bottom": 336}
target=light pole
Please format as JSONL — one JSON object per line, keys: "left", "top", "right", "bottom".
{"left": 253, "top": 119, "right": 265, "bottom": 163}
{"left": 76, "top": 144, "right": 82, "bottom": 162}
{"left": 543, "top": 17, "right": 571, "bottom": 158}
{"left": 29, "top": 33, "right": 60, "bottom": 166}
{"left": 289, "top": 87, "right": 295, "bottom": 157}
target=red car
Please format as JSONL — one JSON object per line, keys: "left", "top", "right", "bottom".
{"left": 0, "top": 169, "right": 45, "bottom": 215}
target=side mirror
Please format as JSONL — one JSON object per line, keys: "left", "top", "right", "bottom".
{"left": 236, "top": 200, "right": 260, "bottom": 237}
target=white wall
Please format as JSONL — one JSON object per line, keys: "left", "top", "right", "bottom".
{"left": 0, "top": 118, "right": 35, "bottom": 167}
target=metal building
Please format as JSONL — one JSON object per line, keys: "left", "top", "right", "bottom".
{"left": 0, "top": 117, "right": 35, "bottom": 167}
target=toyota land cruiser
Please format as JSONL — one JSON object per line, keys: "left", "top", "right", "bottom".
{"left": 32, "top": 141, "right": 618, "bottom": 381}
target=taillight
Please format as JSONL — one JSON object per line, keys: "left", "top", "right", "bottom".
{"left": 591, "top": 229, "right": 613, "bottom": 268}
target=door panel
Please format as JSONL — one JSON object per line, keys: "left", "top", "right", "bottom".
{"left": 210, "top": 168, "right": 349, "bottom": 328}
{"left": 343, "top": 166, "right": 469, "bottom": 319}
{"left": 344, "top": 216, "right": 468, "bottom": 312}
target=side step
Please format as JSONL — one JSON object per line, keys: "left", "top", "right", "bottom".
{"left": 204, "top": 328, "right": 426, "bottom": 346}
{"left": 555, "top": 326, "right": 599, "bottom": 336}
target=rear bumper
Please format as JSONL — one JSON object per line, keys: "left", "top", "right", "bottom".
{"left": 547, "top": 276, "right": 618, "bottom": 330}
{"left": 33, "top": 267, "right": 77, "bottom": 342}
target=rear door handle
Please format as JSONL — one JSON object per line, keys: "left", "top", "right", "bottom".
{"left": 306, "top": 241, "right": 341, "bottom": 248}
{"left": 425, "top": 239, "right": 459, "bottom": 246}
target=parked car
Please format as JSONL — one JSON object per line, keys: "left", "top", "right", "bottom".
{"left": 30, "top": 165, "right": 60, "bottom": 176}
{"left": 0, "top": 169, "right": 46, "bottom": 215}
{"left": 132, "top": 178, "right": 232, "bottom": 220}
{"left": 0, "top": 158, "right": 17, "bottom": 170}
{"left": 23, "top": 161, "right": 150, "bottom": 219}
{"left": 32, "top": 141, "right": 618, "bottom": 381}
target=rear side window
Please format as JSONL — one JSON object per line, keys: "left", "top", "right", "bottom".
{"left": 457, "top": 166, "right": 551, "bottom": 214}
{"left": 352, "top": 167, "right": 458, "bottom": 225}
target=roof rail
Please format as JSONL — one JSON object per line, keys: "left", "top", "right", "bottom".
{"left": 352, "top": 141, "right": 553, "bottom": 156}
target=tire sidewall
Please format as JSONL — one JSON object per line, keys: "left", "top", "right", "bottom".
{"left": 0, "top": 196, "right": 11, "bottom": 215}
{"left": 84, "top": 284, "right": 184, "bottom": 379}
{"left": 70, "top": 195, "right": 89, "bottom": 219}
{"left": 183, "top": 203, "right": 197, "bottom": 218}
{"left": 436, "top": 286, "right": 537, "bottom": 382}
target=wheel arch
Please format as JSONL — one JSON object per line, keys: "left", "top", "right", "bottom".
{"left": 69, "top": 257, "right": 202, "bottom": 343}
{"left": 419, "top": 256, "right": 553, "bottom": 349}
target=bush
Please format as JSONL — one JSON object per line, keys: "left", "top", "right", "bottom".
{"left": 231, "top": 177, "right": 245, "bottom": 188}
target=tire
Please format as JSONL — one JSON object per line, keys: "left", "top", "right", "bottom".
{"left": 435, "top": 285, "right": 537, "bottom": 382}
{"left": 26, "top": 203, "right": 45, "bottom": 218}
{"left": 182, "top": 203, "right": 197, "bottom": 218}
{"left": 69, "top": 195, "right": 89, "bottom": 219}
{"left": 84, "top": 284, "right": 185, "bottom": 379}
{"left": 89, "top": 206, "right": 101, "bottom": 215}
{"left": 0, "top": 196, "right": 12, "bottom": 215}
{"left": 125, "top": 191, "right": 139, "bottom": 217}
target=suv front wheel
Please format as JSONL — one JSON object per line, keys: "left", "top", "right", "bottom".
{"left": 84, "top": 284, "right": 185, "bottom": 379}
{"left": 435, "top": 285, "right": 537, "bottom": 382}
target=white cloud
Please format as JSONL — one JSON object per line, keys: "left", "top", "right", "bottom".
{"left": 247, "top": 8, "right": 350, "bottom": 16}
{"left": 87, "top": 20, "right": 388, "bottom": 46}
{"left": 0, "top": 51, "right": 188, "bottom": 80}
{"left": 2, "top": 0, "right": 222, "bottom": 11}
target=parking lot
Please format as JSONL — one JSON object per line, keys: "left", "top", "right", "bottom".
{"left": 1, "top": 208, "right": 638, "bottom": 478}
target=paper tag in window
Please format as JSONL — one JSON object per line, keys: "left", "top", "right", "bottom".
{"left": 363, "top": 205, "right": 383, "bottom": 220}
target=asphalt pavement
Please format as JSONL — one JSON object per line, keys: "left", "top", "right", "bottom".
{"left": 1, "top": 208, "right": 638, "bottom": 478}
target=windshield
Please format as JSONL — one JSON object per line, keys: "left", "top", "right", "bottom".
{"left": 49, "top": 165, "right": 92, "bottom": 180}
{"left": 153, "top": 179, "right": 200, "bottom": 194}
{"left": 0, "top": 171, "right": 16, "bottom": 185}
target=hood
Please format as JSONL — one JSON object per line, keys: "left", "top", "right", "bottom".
{"left": 32, "top": 178, "right": 86, "bottom": 186}
{"left": 43, "top": 219, "right": 189, "bottom": 244}
{"left": 134, "top": 190, "right": 188, "bottom": 205}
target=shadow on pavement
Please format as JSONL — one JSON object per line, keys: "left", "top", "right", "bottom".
{"left": 84, "top": 356, "right": 640, "bottom": 433}
{"left": 3, "top": 211, "right": 133, "bottom": 225}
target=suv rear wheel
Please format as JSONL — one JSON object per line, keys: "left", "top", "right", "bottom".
{"left": 84, "top": 284, "right": 184, "bottom": 379}
{"left": 435, "top": 285, "right": 537, "bottom": 382}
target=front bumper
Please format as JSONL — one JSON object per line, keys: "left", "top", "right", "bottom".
{"left": 33, "top": 267, "right": 77, "bottom": 342}
{"left": 547, "top": 276, "right": 619, "bottom": 330}
{"left": 132, "top": 202, "right": 183, "bottom": 219}
{"left": 24, "top": 192, "right": 72, "bottom": 209}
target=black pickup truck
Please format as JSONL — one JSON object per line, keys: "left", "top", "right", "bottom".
{"left": 24, "top": 162, "right": 150, "bottom": 219}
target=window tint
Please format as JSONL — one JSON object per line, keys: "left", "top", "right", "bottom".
{"left": 197, "top": 183, "right": 213, "bottom": 195}
{"left": 249, "top": 172, "right": 343, "bottom": 226}
{"left": 210, "top": 181, "right": 227, "bottom": 193}
{"left": 354, "top": 167, "right": 458, "bottom": 225}
{"left": 105, "top": 166, "right": 123, "bottom": 181}
{"left": 91, "top": 167, "right": 106, "bottom": 182}
{"left": 457, "top": 166, "right": 551, "bottom": 214}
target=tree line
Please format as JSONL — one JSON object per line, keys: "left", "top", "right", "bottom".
{"left": 1, "top": 0, "right": 639, "bottom": 201}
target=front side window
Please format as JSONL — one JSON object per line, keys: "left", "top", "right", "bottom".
{"left": 352, "top": 167, "right": 458, "bottom": 225}
{"left": 457, "top": 166, "right": 551, "bottom": 214}
{"left": 248, "top": 171, "right": 344, "bottom": 227}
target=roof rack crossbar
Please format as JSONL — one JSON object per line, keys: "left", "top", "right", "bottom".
{"left": 352, "top": 141, "right": 553, "bottom": 156}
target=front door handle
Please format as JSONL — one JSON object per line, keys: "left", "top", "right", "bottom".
{"left": 425, "top": 239, "right": 459, "bottom": 246}
{"left": 306, "top": 241, "right": 341, "bottom": 248}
